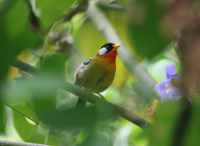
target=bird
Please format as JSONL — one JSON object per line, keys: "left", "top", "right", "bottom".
{"left": 74, "top": 43, "right": 121, "bottom": 107}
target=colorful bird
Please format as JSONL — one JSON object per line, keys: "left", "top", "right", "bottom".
{"left": 74, "top": 43, "right": 121, "bottom": 107}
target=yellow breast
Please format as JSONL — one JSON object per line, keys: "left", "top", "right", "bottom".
{"left": 75, "top": 57, "right": 116, "bottom": 93}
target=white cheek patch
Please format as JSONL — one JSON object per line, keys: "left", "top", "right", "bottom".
{"left": 98, "top": 47, "right": 107, "bottom": 55}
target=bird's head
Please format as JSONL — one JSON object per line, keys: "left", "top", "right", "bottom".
{"left": 96, "top": 43, "right": 121, "bottom": 65}
{"left": 97, "top": 43, "right": 121, "bottom": 56}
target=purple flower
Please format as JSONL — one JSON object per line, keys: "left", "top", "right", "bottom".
{"left": 156, "top": 64, "right": 181, "bottom": 103}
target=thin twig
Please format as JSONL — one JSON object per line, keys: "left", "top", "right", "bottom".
{"left": 1, "top": 100, "right": 39, "bottom": 125}
{"left": 25, "top": 101, "right": 38, "bottom": 115}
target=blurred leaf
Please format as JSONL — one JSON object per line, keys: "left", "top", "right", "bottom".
{"left": 43, "top": 107, "right": 97, "bottom": 129}
{"left": 127, "top": 0, "right": 169, "bottom": 58}
{"left": 81, "top": 133, "right": 110, "bottom": 146}
{"left": 43, "top": 106, "right": 114, "bottom": 145}
{"left": 35, "top": 0, "right": 75, "bottom": 28}
{"left": 25, "top": 116, "right": 38, "bottom": 125}
{"left": 43, "top": 105, "right": 115, "bottom": 129}
{"left": 3, "top": 0, "right": 28, "bottom": 37}
{"left": 41, "top": 55, "right": 67, "bottom": 77}
{"left": 56, "top": 89, "right": 76, "bottom": 109}
{"left": 146, "top": 101, "right": 180, "bottom": 146}
{"left": 13, "top": 102, "right": 56, "bottom": 145}
{"left": 0, "top": 0, "right": 38, "bottom": 82}
{"left": 183, "top": 98, "right": 200, "bottom": 146}
{"left": 129, "top": 124, "right": 149, "bottom": 146}
{"left": 0, "top": 0, "right": 15, "bottom": 15}
{"left": 0, "top": 102, "right": 6, "bottom": 134}
{"left": 0, "top": 0, "right": 39, "bottom": 137}
{"left": 4, "top": 55, "right": 67, "bottom": 119}
{"left": 113, "top": 123, "right": 133, "bottom": 146}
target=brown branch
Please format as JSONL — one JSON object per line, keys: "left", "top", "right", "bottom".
{"left": 11, "top": 59, "right": 151, "bottom": 129}
{"left": 0, "top": 139, "right": 49, "bottom": 146}
{"left": 86, "top": 4, "right": 161, "bottom": 100}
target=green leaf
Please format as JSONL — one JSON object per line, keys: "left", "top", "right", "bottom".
{"left": 0, "top": 0, "right": 38, "bottom": 82}
{"left": 3, "top": 0, "right": 29, "bottom": 38}
{"left": 183, "top": 98, "right": 200, "bottom": 146}
{"left": 146, "top": 101, "right": 180, "bottom": 146}
{"left": 0, "top": 102, "right": 6, "bottom": 134}
{"left": 25, "top": 116, "right": 38, "bottom": 125}
{"left": 13, "top": 102, "right": 56, "bottom": 145}
{"left": 35, "top": 0, "right": 75, "bottom": 27}
{"left": 81, "top": 133, "right": 110, "bottom": 146}
{"left": 127, "top": 0, "right": 169, "bottom": 59}
{"left": 41, "top": 55, "right": 67, "bottom": 77}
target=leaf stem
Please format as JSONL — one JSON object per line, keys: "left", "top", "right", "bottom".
{"left": 1, "top": 100, "right": 39, "bottom": 125}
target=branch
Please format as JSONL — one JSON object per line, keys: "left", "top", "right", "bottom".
{"left": 96, "top": 2, "right": 124, "bottom": 10}
{"left": 11, "top": 58, "right": 40, "bottom": 74}
{"left": 11, "top": 59, "right": 151, "bottom": 129}
{"left": 0, "top": 139, "right": 49, "bottom": 146}
{"left": 86, "top": 4, "right": 161, "bottom": 100}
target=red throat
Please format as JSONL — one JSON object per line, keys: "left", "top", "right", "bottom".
{"left": 96, "top": 50, "right": 118, "bottom": 66}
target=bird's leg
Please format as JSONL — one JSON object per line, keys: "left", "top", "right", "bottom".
{"left": 81, "top": 87, "right": 86, "bottom": 95}
{"left": 97, "top": 93, "right": 106, "bottom": 101}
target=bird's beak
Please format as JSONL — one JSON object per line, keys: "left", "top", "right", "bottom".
{"left": 113, "top": 44, "right": 121, "bottom": 50}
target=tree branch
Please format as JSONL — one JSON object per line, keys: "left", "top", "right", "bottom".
{"left": 86, "top": 4, "right": 161, "bottom": 100}
{"left": 11, "top": 59, "right": 151, "bottom": 129}
{"left": 0, "top": 139, "right": 49, "bottom": 146}
{"left": 96, "top": 2, "right": 124, "bottom": 10}
{"left": 11, "top": 58, "right": 40, "bottom": 74}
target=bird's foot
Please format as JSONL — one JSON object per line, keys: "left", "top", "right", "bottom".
{"left": 81, "top": 87, "right": 86, "bottom": 95}
{"left": 97, "top": 93, "right": 106, "bottom": 101}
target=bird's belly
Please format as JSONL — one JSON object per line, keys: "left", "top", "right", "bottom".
{"left": 93, "top": 73, "right": 115, "bottom": 93}
{"left": 75, "top": 57, "right": 116, "bottom": 93}
{"left": 77, "top": 68, "right": 115, "bottom": 93}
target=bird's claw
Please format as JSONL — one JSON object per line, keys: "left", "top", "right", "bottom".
{"left": 98, "top": 93, "right": 106, "bottom": 101}
{"left": 81, "top": 87, "right": 86, "bottom": 95}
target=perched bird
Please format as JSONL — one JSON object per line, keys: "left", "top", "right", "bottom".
{"left": 74, "top": 43, "right": 121, "bottom": 107}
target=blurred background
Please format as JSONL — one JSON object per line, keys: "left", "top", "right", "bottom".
{"left": 0, "top": 0, "right": 200, "bottom": 145}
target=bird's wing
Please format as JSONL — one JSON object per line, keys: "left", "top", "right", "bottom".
{"left": 74, "top": 58, "right": 93, "bottom": 108}
{"left": 74, "top": 58, "right": 93, "bottom": 85}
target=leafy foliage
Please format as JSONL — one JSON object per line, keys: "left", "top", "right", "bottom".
{"left": 0, "top": 0, "right": 200, "bottom": 146}
{"left": 35, "top": 0, "right": 75, "bottom": 28}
